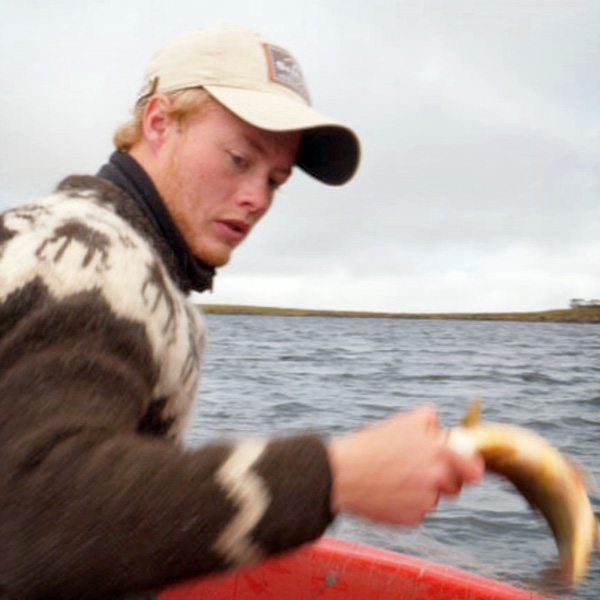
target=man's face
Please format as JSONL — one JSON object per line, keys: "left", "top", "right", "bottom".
{"left": 150, "top": 98, "right": 302, "bottom": 267}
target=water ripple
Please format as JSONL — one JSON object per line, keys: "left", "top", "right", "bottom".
{"left": 193, "top": 314, "right": 599, "bottom": 600}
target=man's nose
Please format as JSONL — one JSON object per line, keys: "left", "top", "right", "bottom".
{"left": 238, "top": 180, "right": 272, "bottom": 214}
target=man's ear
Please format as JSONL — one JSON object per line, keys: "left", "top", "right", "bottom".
{"left": 141, "top": 95, "right": 175, "bottom": 151}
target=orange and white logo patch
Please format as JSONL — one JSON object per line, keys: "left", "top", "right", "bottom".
{"left": 263, "top": 43, "right": 311, "bottom": 104}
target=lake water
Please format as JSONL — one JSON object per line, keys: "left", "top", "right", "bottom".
{"left": 188, "top": 314, "right": 599, "bottom": 600}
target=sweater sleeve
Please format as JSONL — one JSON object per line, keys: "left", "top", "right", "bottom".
{"left": 0, "top": 200, "right": 334, "bottom": 600}
{"left": 0, "top": 290, "right": 334, "bottom": 600}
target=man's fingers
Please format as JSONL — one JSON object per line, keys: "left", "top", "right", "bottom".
{"left": 449, "top": 447, "right": 485, "bottom": 483}
{"left": 413, "top": 404, "right": 440, "bottom": 432}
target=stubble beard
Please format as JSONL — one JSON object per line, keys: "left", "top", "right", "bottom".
{"left": 161, "top": 178, "right": 234, "bottom": 269}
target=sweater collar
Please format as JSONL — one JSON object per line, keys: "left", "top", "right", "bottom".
{"left": 98, "top": 151, "right": 215, "bottom": 293}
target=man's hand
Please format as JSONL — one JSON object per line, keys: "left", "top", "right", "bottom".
{"left": 327, "top": 405, "right": 484, "bottom": 525}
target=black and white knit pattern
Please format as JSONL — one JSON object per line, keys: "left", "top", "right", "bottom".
{"left": 0, "top": 175, "right": 333, "bottom": 600}
{"left": 0, "top": 186, "right": 203, "bottom": 440}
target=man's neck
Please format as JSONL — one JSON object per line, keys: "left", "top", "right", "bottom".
{"left": 97, "top": 151, "right": 215, "bottom": 293}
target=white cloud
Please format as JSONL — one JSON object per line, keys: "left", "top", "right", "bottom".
{"left": 200, "top": 238, "right": 599, "bottom": 313}
{"left": 2, "top": 0, "right": 599, "bottom": 312}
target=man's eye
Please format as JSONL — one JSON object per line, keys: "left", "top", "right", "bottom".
{"left": 228, "top": 151, "right": 247, "bottom": 168}
{"left": 268, "top": 177, "right": 282, "bottom": 190}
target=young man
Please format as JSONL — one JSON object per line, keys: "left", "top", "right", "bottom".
{"left": 0, "top": 25, "right": 483, "bottom": 600}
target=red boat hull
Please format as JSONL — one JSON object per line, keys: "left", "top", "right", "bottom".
{"left": 159, "top": 536, "right": 552, "bottom": 600}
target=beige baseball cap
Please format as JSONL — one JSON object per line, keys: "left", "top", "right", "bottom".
{"left": 137, "top": 25, "right": 360, "bottom": 185}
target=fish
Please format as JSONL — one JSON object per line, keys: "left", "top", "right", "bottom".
{"left": 447, "top": 399, "right": 599, "bottom": 586}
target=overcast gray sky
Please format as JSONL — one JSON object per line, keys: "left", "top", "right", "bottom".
{"left": 1, "top": 0, "right": 599, "bottom": 313}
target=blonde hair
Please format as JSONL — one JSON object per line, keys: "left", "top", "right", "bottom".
{"left": 113, "top": 88, "right": 212, "bottom": 151}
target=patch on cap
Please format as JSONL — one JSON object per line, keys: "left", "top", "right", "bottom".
{"left": 264, "top": 43, "right": 310, "bottom": 104}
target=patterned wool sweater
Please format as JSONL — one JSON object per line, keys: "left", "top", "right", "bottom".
{"left": 0, "top": 153, "right": 333, "bottom": 600}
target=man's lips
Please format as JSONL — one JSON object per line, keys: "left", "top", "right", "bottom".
{"left": 216, "top": 219, "right": 250, "bottom": 242}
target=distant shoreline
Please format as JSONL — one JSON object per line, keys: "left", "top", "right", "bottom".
{"left": 198, "top": 304, "right": 600, "bottom": 323}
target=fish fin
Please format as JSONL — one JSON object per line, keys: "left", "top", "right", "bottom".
{"left": 460, "top": 396, "right": 481, "bottom": 427}
{"left": 562, "top": 454, "right": 598, "bottom": 496}
{"left": 574, "top": 462, "right": 597, "bottom": 495}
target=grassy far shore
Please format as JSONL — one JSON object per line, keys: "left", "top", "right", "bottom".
{"left": 198, "top": 304, "right": 600, "bottom": 323}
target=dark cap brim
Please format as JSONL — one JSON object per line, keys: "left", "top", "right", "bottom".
{"left": 297, "top": 126, "right": 360, "bottom": 186}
